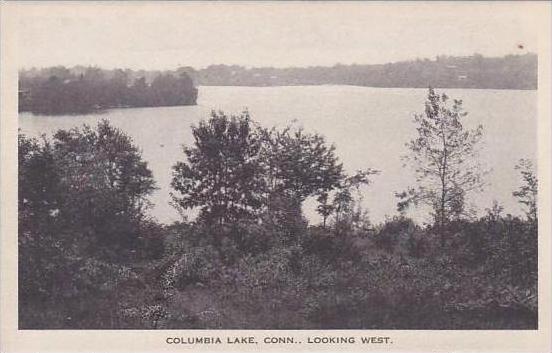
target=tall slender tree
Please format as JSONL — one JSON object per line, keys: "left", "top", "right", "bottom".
{"left": 397, "top": 88, "right": 485, "bottom": 241}
{"left": 513, "top": 158, "right": 538, "bottom": 223}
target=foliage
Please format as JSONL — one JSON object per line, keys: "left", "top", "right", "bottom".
{"left": 255, "top": 124, "right": 352, "bottom": 238}
{"left": 50, "top": 120, "right": 158, "bottom": 260}
{"left": 164, "top": 245, "right": 222, "bottom": 289}
{"left": 513, "top": 159, "right": 538, "bottom": 222}
{"left": 301, "top": 226, "right": 360, "bottom": 263}
{"left": 19, "top": 109, "right": 538, "bottom": 330}
{"left": 19, "top": 66, "right": 197, "bottom": 114}
{"left": 373, "top": 216, "right": 417, "bottom": 254}
{"left": 172, "top": 112, "right": 354, "bottom": 235}
{"left": 171, "top": 111, "right": 265, "bottom": 226}
{"left": 19, "top": 121, "right": 160, "bottom": 328}
{"left": 397, "top": 88, "right": 485, "bottom": 233}
{"left": 328, "top": 169, "right": 379, "bottom": 231}
{"left": 258, "top": 125, "right": 345, "bottom": 203}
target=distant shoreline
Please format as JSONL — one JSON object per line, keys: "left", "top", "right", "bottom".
{"left": 18, "top": 84, "right": 536, "bottom": 117}
{"left": 195, "top": 84, "right": 537, "bottom": 91}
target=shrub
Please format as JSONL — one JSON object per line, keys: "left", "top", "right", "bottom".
{"left": 163, "top": 245, "right": 221, "bottom": 290}
{"left": 372, "top": 216, "right": 417, "bottom": 254}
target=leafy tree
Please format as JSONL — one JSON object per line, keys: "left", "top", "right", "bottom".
{"left": 256, "top": 125, "right": 348, "bottom": 237}
{"left": 20, "top": 120, "right": 157, "bottom": 263}
{"left": 172, "top": 112, "right": 361, "bottom": 239}
{"left": 513, "top": 159, "right": 538, "bottom": 223}
{"left": 52, "top": 120, "right": 156, "bottom": 242}
{"left": 319, "top": 169, "right": 378, "bottom": 228}
{"left": 18, "top": 133, "right": 66, "bottom": 302}
{"left": 316, "top": 193, "right": 334, "bottom": 228}
{"left": 18, "top": 121, "right": 158, "bottom": 320}
{"left": 171, "top": 111, "right": 265, "bottom": 226}
{"left": 397, "top": 88, "right": 484, "bottom": 238}
{"left": 18, "top": 134, "right": 60, "bottom": 232}
{"left": 258, "top": 125, "right": 345, "bottom": 206}
{"left": 258, "top": 125, "right": 378, "bottom": 231}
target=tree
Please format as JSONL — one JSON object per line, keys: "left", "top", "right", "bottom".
{"left": 333, "top": 170, "right": 378, "bottom": 225}
{"left": 257, "top": 125, "right": 346, "bottom": 234}
{"left": 316, "top": 192, "right": 334, "bottom": 228}
{"left": 397, "top": 88, "right": 484, "bottom": 238}
{"left": 171, "top": 111, "right": 265, "bottom": 226}
{"left": 316, "top": 169, "right": 378, "bottom": 229}
{"left": 18, "top": 133, "right": 66, "bottom": 302}
{"left": 18, "top": 121, "right": 158, "bottom": 311}
{"left": 513, "top": 159, "right": 538, "bottom": 223}
{"left": 258, "top": 125, "right": 345, "bottom": 205}
{"left": 50, "top": 120, "right": 157, "bottom": 260}
{"left": 171, "top": 111, "right": 373, "bottom": 240}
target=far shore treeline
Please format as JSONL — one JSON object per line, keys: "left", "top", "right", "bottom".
{"left": 19, "top": 53, "right": 536, "bottom": 115}
{"left": 18, "top": 88, "right": 538, "bottom": 330}
{"left": 191, "top": 53, "right": 537, "bottom": 89}
{"left": 18, "top": 67, "right": 198, "bottom": 115}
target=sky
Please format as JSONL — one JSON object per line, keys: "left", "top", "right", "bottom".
{"left": 13, "top": 2, "right": 540, "bottom": 70}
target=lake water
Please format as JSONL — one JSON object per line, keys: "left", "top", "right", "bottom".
{"left": 19, "top": 86, "right": 537, "bottom": 225}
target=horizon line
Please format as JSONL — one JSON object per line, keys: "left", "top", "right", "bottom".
{"left": 18, "top": 52, "right": 537, "bottom": 73}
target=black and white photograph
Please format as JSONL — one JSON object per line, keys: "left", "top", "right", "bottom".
{"left": 1, "top": 1, "right": 551, "bottom": 352}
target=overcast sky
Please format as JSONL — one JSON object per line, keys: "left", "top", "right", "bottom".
{"left": 14, "top": 2, "right": 539, "bottom": 70}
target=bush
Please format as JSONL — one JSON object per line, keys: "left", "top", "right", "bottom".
{"left": 163, "top": 245, "right": 221, "bottom": 290}
{"left": 301, "top": 226, "right": 360, "bottom": 263}
{"left": 372, "top": 216, "right": 417, "bottom": 254}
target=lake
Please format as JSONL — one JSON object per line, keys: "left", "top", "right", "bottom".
{"left": 19, "top": 85, "right": 537, "bottom": 225}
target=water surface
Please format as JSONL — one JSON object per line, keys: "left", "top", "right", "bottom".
{"left": 19, "top": 86, "right": 537, "bottom": 225}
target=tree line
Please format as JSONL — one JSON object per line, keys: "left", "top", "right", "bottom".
{"left": 18, "top": 53, "right": 537, "bottom": 116}
{"left": 19, "top": 66, "right": 198, "bottom": 115}
{"left": 19, "top": 88, "right": 538, "bottom": 329}
{"left": 185, "top": 53, "right": 537, "bottom": 89}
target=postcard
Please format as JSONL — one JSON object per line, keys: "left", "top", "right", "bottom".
{"left": 1, "top": 1, "right": 550, "bottom": 352}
